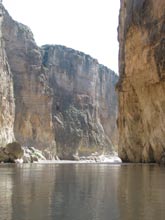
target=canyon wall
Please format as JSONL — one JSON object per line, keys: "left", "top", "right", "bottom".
{"left": 42, "top": 45, "right": 118, "bottom": 158}
{"left": 2, "top": 8, "right": 56, "bottom": 158}
{"left": 117, "top": 0, "right": 165, "bottom": 162}
{"left": 0, "top": 4, "right": 118, "bottom": 159}
{"left": 0, "top": 8, "right": 15, "bottom": 147}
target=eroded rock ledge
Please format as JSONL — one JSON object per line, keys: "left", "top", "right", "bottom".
{"left": 117, "top": 0, "right": 165, "bottom": 162}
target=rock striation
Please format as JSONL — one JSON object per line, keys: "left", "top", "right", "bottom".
{"left": 0, "top": 4, "right": 118, "bottom": 160}
{"left": 0, "top": 6, "right": 15, "bottom": 147}
{"left": 117, "top": 0, "right": 165, "bottom": 162}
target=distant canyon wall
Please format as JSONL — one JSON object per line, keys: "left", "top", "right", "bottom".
{"left": 42, "top": 45, "right": 118, "bottom": 158}
{"left": 0, "top": 5, "right": 118, "bottom": 159}
{"left": 117, "top": 0, "right": 165, "bottom": 162}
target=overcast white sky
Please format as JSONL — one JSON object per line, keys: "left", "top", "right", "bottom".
{"left": 3, "top": 0, "right": 120, "bottom": 73}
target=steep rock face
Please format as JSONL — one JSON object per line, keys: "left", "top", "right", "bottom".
{"left": 117, "top": 0, "right": 165, "bottom": 162}
{"left": 0, "top": 7, "right": 15, "bottom": 147}
{"left": 2, "top": 8, "right": 56, "bottom": 157}
{"left": 42, "top": 45, "right": 118, "bottom": 159}
{"left": 98, "top": 65, "right": 118, "bottom": 149}
{"left": 0, "top": 4, "right": 118, "bottom": 159}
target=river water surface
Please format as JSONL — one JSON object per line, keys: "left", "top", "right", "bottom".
{"left": 0, "top": 163, "right": 165, "bottom": 220}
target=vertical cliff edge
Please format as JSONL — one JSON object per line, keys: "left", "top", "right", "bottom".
{"left": 0, "top": 7, "right": 15, "bottom": 147}
{"left": 117, "top": 0, "right": 165, "bottom": 162}
{"left": 2, "top": 7, "right": 56, "bottom": 158}
{"left": 0, "top": 4, "right": 118, "bottom": 160}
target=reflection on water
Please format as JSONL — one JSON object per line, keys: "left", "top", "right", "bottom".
{"left": 0, "top": 166, "right": 13, "bottom": 220}
{"left": 118, "top": 165, "right": 165, "bottom": 220}
{"left": 0, "top": 164, "right": 165, "bottom": 220}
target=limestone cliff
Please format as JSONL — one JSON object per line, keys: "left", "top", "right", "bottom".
{"left": 0, "top": 7, "right": 15, "bottom": 147}
{"left": 42, "top": 45, "right": 118, "bottom": 159}
{"left": 0, "top": 4, "right": 118, "bottom": 159}
{"left": 117, "top": 0, "right": 165, "bottom": 162}
{"left": 1, "top": 6, "right": 56, "bottom": 157}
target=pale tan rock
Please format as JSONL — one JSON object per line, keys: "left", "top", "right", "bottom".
{"left": 2, "top": 8, "right": 56, "bottom": 157}
{"left": 0, "top": 5, "right": 118, "bottom": 160}
{"left": 117, "top": 0, "right": 165, "bottom": 162}
{"left": 0, "top": 5, "right": 15, "bottom": 147}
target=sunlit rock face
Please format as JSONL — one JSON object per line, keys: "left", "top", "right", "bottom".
{"left": 0, "top": 4, "right": 118, "bottom": 159}
{"left": 0, "top": 7, "right": 15, "bottom": 147}
{"left": 117, "top": 0, "right": 165, "bottom": 162}
{"left": 41, "top": 45, "right": 118, "bottom": 159}
{"left": 1, "top": 8, "right": 56, "bottom": 157}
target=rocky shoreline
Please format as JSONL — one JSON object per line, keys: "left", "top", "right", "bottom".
{"left": 0, "top": 142, "right": 46, "bottom": 163}
{"left": 0, "top": 141, "right": 121, "bottom": 164}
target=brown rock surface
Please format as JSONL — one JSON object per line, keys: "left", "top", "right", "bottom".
{"left": 0, "top": 4, "right": 118, "bottom": 160}
{"left": 0, "top": 142, "right": 23, "bottom": 162}
{"left": 4, "top": 142, "right": 23, "bottom": 160}
{"left": 2, "top": 7, "right": 56, "bottom": 157}
{"left": 117, "top": 0, "right": 165, "bottom": 162}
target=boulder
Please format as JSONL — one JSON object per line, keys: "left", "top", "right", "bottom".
{"left": 0, "top": 148, "right": 8, "bottom": 162}
{"left": 4, "top": 142, "right": 24, "bottom": 161}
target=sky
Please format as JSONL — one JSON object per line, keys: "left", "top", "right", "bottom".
{"left": 3, "top": 0, "right": 120, "bottom": 73}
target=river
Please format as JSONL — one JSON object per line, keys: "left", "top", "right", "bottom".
{"left": 0, "top": 163, "right": 165, "bottom": 220}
